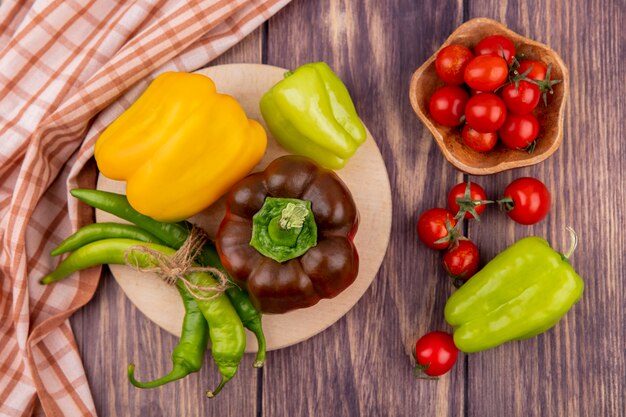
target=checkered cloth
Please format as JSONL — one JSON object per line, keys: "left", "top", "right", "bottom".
{"left": 0, "top": 0, "right": 289, "bottom": 415}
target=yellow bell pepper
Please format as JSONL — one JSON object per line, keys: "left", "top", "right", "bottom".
{"left": 94, "top": 72, "right": 267, "bottom": 222}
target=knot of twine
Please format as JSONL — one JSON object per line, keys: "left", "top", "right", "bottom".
{"left": 124, "top": 225, "right": 229, "bottom": 301}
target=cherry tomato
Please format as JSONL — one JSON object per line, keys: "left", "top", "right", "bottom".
{"left": 461, "top": 125, "right": 498, "bottom": 153}
{"left": 443, "top": 240, "right": 479, "bottom": 280}
{"left": 428, "top": 86, "right": 469, "bottom": 127}
{"left": 501, "top": 80, "right": 541, "bottom": 114}
{"left": 464, "top": 55, "right": 509, "bottom": 91}
{"left": 447, "top": 181, "right": 490, "bottom": 220}
{"left": 517, "top": 59, "right": 548, "bottom": 81}
{"left": 500, "top": 177, "right": 551, "bottom": 225}
{"left": 416, "top": 208, "right": 457, "bottom": 250}
{"left": 498, "top": 113, "right": 539, "bottom": 149}
{"left": 435, "top": 44, "right": 474, "bottom": 85}
{"left": 464, "top": 93, "right": 507, "bottom": 133}
{"left": 474, "top": 35, "right": 516, "bottom": 64}
{"left": 414, "top": 331, "right": 459, "bottom": 377}
{"left": 517, "top": 59, "right": 561, "bottom": 106}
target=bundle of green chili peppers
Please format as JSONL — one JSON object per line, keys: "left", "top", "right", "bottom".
{"left": 40, "top": 189, "right": 267, "bottom": 398}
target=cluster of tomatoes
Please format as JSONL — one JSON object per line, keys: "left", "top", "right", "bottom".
{"left": 429, "top": 35, "right": 560, "bottom": 152}
{"left": 413, "top": 176, "right": 551, "bottom": 377}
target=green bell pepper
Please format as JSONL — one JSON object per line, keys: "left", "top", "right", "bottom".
{"left": 260, "top": 62, "right": 366, "bottom": 169}
{"left": 444, "top": 235, "right": 584, "bottom": 353}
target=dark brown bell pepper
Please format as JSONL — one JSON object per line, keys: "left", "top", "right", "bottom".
{"left": 215, "top": 155, "right": 359, "bottom": 314}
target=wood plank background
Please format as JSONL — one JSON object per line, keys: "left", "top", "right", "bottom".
{"left": 70, "top": 0, "right": 625, "bottom": 416}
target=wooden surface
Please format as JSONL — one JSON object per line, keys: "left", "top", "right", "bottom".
{"left": 70, "top": 1, "right": 625, "bottom": 416}
{"left": 95, "top": 63, "right": 392, "bottom": 352}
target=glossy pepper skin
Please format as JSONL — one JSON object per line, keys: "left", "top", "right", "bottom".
{"left": 128, "top": 282, "right": 209, "bottom": 389}
{"left": 444, "top": 236, "right": 584, "bottom": 353}
{"left": 95, "top": 72, "right": 267, "bottom": 222}
{"left": 216, "top": 155, "right": 359, "bottom": 314}
{"left": 40, "top": 238, "right": 245, "bottom": 397}
{"left": 69, "top": 188, "right": 267, "bottom": 368}
{"left": 260, "top": 62, "right": 366, "bottom": 170}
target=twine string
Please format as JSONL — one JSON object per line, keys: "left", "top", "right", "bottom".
{"left": 123, "top": 225, "right": 229, "bottom": 301}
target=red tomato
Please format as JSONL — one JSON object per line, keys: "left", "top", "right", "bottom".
{"left": 498, "top": 113, "right": 539, "bottom": 149}
{"left": 517, "top": 59, "right": 561, "bottom": 106}
{"left": 447, "top": 181, "right": 490, "bottom": 220}
{"left": 464, "top": 93, "right": 507, "bottom": 133}
{"left": 517, "top": 59, "right": 548, "bottom": 81}
{"left": 461, "top": 125, "right": 498, "bottom": 152}
{"left": 443, "top": 240, "right": 480, "bottom": 280}
{"left": 428, "top": 86, "right": 469, "bottom": 127}
{"left": 501, "top": 80, "right": 541, "bottom": 114}
{"left": 416, "top": 208, "right": 457, "bottom": 250}
{"left": 474, "top": 35, "right": 516, "bottom": 64}
{"left": 464, "top": 55, "right": 509, "bottom": 91}
{"left": 435, "top": 44, "right": 474, "bottom": 85}
{"left": 500, "top": 177, "right": 551, "bottom": 225}
{"left": 414, "top": 331, "right": 459, "bottom": 377}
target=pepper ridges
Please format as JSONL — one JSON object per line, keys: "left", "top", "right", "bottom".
{"left": 95, "top": 71, "right": 266, "bottom": 222}
{"left": 216, "top": 155, "right": 360, "bottom": 314}
{"left": 260, "top": 62, "right": 366, "bottom": 169}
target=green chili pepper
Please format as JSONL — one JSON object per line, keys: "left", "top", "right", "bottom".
{"left": 70, "top": 188, "right": 267, "bottom": 367}
{"left": 40, "top": 238, "right": 246, "bottom": 396}
{"left": 51, "top": 222, "right": 164, "bottom": 256}
{"left": 187, "top": 271, "right": 246, "bottom": 398}
{"left": 260, "top": 62, "right": 367, "bottom": 169}
{"left": 222, "top": 285, "right": 266, "bottom": 368}
{"left": 70, "top": 189, "right": 190, "bottom": 246}
{"left": 444, "top": 233, "right": 584, "bottom": 353}
{"left": 128, "top": 282, "right": 209, "bottom": 388}
{"left": 40, "top": 238, "right": 157, "bottom": 284}
{"left": 250, "top": 197, "right": 317, "bottom": 263}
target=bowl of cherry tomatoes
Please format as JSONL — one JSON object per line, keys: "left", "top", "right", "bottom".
{"left": 409, "top": 18, "right": 569, "bottom": 175}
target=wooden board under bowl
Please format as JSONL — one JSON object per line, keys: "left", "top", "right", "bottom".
{"left": 96, "top": 63, "right": 392, "bottom": 352}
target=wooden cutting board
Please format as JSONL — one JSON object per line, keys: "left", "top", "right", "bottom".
{"left": 96, "top": 64, "right": 392, "bottom": 352}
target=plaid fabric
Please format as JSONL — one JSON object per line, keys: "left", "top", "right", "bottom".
{"left": 0, "top": 0, "right": 290, "bottom": 415}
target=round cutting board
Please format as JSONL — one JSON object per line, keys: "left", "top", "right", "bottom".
{"left": 96, "top": 64, "right": 392, "bottom": 352}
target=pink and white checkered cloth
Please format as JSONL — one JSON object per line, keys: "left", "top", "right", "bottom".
{"left": 0, "top": 1, "right": 289, "bottom": 415}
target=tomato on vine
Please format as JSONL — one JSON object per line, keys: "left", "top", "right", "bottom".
{"left": 517, "top": 59, "right": 548, "bottom": 81}
{"left": 414, "top": 331, "right": 459, "bottom": 377}
{"left": 416, "top": 208, "right": 458, "bottom": 250}
{"left": 517, "top": 59, "right": 562, "bottom": 106}
{"left": 443, "top": 239, "right": 480, "bottom": 284}
{"left": 498, "top": 177, "right": 551, "bottom": 225}
{"left": 501, "top": 80, "right": 541, "bottom": 115}
{"left": 435, "top": 44, "right": 474, "bottom": 85}
{"left": 447, "top": 181, "right": 492, "bottom": 220}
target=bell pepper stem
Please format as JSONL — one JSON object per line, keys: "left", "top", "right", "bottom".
{"left": 279, "top": 202, "right": 308, "bottom": 229}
